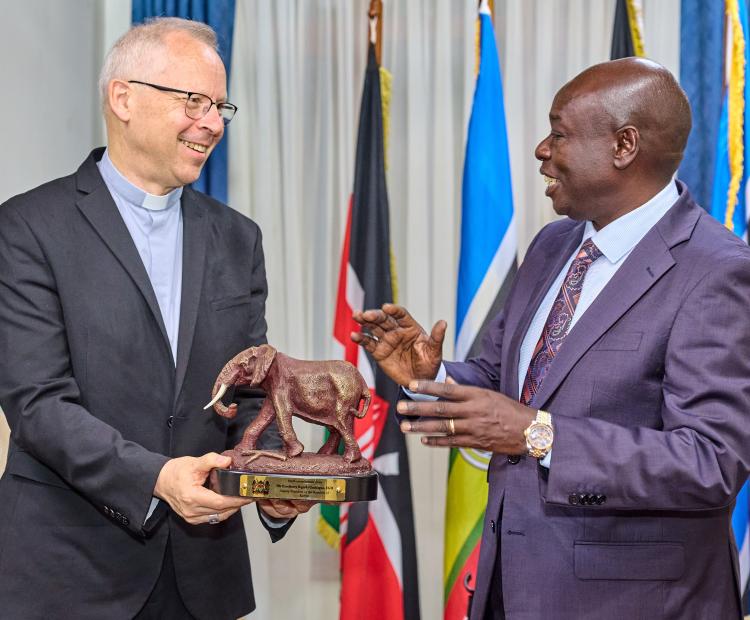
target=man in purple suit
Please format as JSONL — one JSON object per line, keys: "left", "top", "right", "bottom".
{"left": 353, "top": 58, "right": 750, "bottom": 618}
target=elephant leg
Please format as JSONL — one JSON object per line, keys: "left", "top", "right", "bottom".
{"left": 337, "top": 406, "right": 362, "bottom": 463}
{"left": 272, "top": 394, "right": 304, "bottom": 458}
{"left": 317, "top": 429, "right": 341, "bottom": 456}
{"left": 236, "top": 399, "right": 275, "bottom": 454}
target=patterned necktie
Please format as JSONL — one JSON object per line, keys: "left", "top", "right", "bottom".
{"left": 520, "top": 238, "right": 603, "bottom": 405}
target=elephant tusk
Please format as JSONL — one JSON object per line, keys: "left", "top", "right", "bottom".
{"left": 203, "top": 383, "right": 229, "bottom": 410}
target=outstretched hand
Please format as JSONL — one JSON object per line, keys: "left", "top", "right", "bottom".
{"left": 351, "top": 303, "right": 447, "bottom": 386}
{"left": 154, "top": 453, "right": 255, "bottom": 525}
{"left": 397, "top": 380, "right": 535, "bottom": 454}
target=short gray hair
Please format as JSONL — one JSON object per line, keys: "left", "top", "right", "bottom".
{"left": 99, "top": 17, "right": 218, "bottom": 110}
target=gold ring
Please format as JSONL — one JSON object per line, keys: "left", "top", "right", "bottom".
{"left": 448, "top": 418, "right": 455, "bottom": 436}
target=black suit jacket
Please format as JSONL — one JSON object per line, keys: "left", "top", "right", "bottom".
{"left": 0, "top": 148, "right": 289, "bottom": 619}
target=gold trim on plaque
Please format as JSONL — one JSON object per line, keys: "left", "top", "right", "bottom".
{"left": 239, "top": 474, "right": 347, "bottom": 501}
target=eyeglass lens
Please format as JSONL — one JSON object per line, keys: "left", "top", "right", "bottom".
{"left": 185, "top": 94, "right": 235, "bottom": 123}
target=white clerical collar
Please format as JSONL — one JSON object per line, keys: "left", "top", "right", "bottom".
{"left": 98, "top": 148, "right": 182, "bottom": 211}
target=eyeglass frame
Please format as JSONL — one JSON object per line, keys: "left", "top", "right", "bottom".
{"left": 127, "top": 80, "right": 238, "bottom": 125}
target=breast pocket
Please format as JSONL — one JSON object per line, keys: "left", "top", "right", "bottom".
{"left": 210, "top": 292, "right": 254, "bottom": 311}
{"left": 591, "top": 330, "right": 643, "bottom": 351}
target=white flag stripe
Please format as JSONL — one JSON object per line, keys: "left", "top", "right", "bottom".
{"left": 346, "top": 262, "right": 365, "bottom": 313}
{"left": 371, "top": 480, "right": 403, "bottom": 589}
{"left": 373, "top": 451, "right": 400, "bottom": 476}
{"left": 357, "top": 425, "right": 375, "bottom": 448}
{"left": 455, "top": 214, "right": 518, "bottom": 361}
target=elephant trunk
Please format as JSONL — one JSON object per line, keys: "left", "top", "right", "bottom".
{"left": 205, "top": 365, "right": 241, "bottom": 418}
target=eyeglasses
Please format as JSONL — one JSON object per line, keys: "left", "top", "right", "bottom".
{"left": 128, "top": 80, "right": 237, "bottom": 125}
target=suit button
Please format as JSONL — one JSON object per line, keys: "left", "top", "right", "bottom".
{"left": 568, "top": 493, "right": 579, "bottom": 506}
{"left": 490, "top": 520, "right": 496, "bottom": 533}
{"left": 167, "top": 416, "right": 174, "bottom": 428}
{"left": 581, "top": 493, "right": 591, "bottom": 505}
{"left": 596, "top": 494, "right": 606, "bottom": 505}
{"left": 507, "top": 455, "right": 521, "bottom": 464}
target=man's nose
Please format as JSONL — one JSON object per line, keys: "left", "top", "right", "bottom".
{"left": 535, "top": 136, "right": 551, "bottom": 161}
{"left": 199, "top": 104, "right": 225, "bottom": 135}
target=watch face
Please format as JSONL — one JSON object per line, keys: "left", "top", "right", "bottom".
{"left": 528, "top": 424, "right": 553, "bottom": 449}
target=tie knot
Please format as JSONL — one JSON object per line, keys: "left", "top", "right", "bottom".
{"left": 576, "top": 238, "right": 602, "bottom": 264}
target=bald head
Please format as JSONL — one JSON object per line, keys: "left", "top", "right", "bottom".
{"left": 559, "top": 58, "right": 691, "bottom": 182}
{"left": 536, "top": 58, "right": 692, "bottom": 228}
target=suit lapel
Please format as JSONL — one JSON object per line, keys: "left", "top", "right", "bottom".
{"left": 529, "top": 195, "right": 700, "bottom": 409}
{"left": 504, "top": 223, "right": 585, "bottom": 400}
{"left": 174, "top": 188, "right": 208, "bottom": 401}
{"left": 75, "top": 158, "right": 171, "bottom": 352}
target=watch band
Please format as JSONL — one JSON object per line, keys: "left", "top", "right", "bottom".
{"left": 524, "top": 409, "right": 554, "bottom": 459}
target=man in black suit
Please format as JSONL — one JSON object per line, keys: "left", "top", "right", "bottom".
{"left": 0, "top": 17, "right": 307, "bottom": 620}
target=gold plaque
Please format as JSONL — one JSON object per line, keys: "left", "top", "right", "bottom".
{"left": 239, "top": 474, "right": 347, "bottom": 501}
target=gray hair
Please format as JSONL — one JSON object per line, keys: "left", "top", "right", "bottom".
{"left": 98, "top": 17, "right": 218, "bottom": 111}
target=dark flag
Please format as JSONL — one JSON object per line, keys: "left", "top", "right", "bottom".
{"left": 610, "top": 0, "right": 645, "bottom": 60}
{"left": 324, "top": 43, "right": 421, "bottom": 620}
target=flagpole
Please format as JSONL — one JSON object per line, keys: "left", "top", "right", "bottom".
{"left": 368, "top": 0, "right": 383, "bottom": 65}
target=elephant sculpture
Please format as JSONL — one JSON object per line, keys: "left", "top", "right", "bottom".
{"left": 205, "top": 344, "right": 371, "bottom": 462}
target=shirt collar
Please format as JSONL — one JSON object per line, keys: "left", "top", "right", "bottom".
{"left": 584, "top": 180, "right": 679, "bottom": 264}
{"left": 98, "top": 148, "right": 182, "bottom": 211}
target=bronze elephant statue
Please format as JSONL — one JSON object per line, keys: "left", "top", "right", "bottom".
{"left": 205, "top": 344, "right": 371, "bottom": 462}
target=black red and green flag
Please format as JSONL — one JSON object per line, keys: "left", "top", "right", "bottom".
{"left": 610, "top": 0, "right": 645, "bottom": 59}
{"left": 319, "top": 42, "right": 420, "bottom": 620}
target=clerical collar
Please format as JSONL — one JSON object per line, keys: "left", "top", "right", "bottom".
{"left": 97, "top": 148, "right": 183, "bottom": 211}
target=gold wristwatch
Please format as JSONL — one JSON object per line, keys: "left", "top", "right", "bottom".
{"left": 524, "top": 410, "right": 554, "bottom": 459}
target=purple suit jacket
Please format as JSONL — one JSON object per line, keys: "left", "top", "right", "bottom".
{"left": 446, "top": 184, "right": 750, "bottom": 619}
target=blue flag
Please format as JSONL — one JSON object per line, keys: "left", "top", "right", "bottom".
{"left": 132, "top": 0, "right": 236, "bottom": 204}
{"left": 680, "top": 0, "right": 750, "bottom": 604}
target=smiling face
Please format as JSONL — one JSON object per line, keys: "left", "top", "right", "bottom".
{"left": 108, "top": 30, "right": 227, "bottom": 195}
{"left": 534, "top": 85, "right": 621, "bottom": 227}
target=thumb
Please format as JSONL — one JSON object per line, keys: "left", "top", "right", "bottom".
{"left": 197, "top": 452, "right": 233, "bottom": 471}
{"left": 429, "top": 320, "right": 448, "bottom": 348}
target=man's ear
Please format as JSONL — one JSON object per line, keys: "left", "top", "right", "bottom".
{"left": 108, "top": 79, "right": 133, "bottom": 122}
{"left": 613, "top": 126, "right": 639, "bottom": 170}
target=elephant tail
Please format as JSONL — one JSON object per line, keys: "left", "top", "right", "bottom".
{"left": 355, "top": 387, "right": 371, "bottom": 418}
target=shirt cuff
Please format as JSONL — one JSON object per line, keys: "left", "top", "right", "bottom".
{"left": 539, "top": 449, "right": 552, "bottom": 469}
{"left": 144, "top": 497, "right": 160, "bottom": 524}
{"left": 403, "top": 364, "right": 447, "bottom": 401}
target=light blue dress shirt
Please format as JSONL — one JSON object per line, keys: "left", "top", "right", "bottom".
{"left": 97, "top": 151, "right": 286, "bottom": 527}
{"left": 97, "top": 149, "right": 183, "bottom": 363}
{"left": 411, "top": 180, "right": 680, "bottom": 469}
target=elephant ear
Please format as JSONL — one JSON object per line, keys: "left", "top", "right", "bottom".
{"left": 251, "top": 344, "right": 277, "bottom": 385}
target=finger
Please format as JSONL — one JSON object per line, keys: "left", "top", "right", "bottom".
{"left": 429, "top": 320, "right": 448, "bottom": 347}
{"left": 190, "top": 486, "right": 256, "bottom": 512}
{"left": 406, "top": 379, "right": 471, "bottom": 401}
{"left": 288, "top": 500, "right": 316, "bottom": 513}
{"left": 420, "top": 434, "right": 478, "bottom": 449}
{"left": 196, "top": 452, "right": 233, "bottom": 472}
{"left": 400, "top": 416, "right": 460, "bottom": 435}
{"left": 351, "top": 330, "right": 378, "bottom": 353}
{"left": 356, "top": 308, "right": 388, "bottom": 324}
{"left": 186, "top": 506, "right": 239, "bottom": 526}
{"left": 382, "top": 304, "right": 410, "bottom": 323}
{"left": 258, "top": 499, "right": 298, "bottom": 519}
{"left": 396, "top": 396, "right": 462, "bottom": 418}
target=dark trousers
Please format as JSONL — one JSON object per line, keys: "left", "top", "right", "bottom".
{"left": 134, "top": 542, "right": 195, "bottom": 620}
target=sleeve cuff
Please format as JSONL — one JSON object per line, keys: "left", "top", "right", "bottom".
{"left": 403, "top": 363, "right": 447, "bottom": 401}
